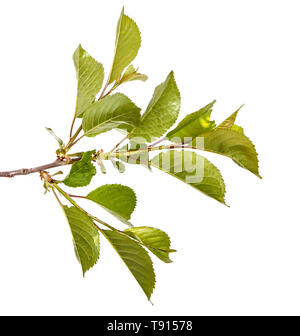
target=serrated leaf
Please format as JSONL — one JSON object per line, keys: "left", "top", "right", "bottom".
{"left": 108, "top": 8, "right": 141, "bottom": 84}
{"left": 232, "top": 124, "right": 244, "bottom": 134}
{"left": 82, "top": 93, "right": 141, "bottom": 137}
{"left": 167, "top": 101, "right": 216, "bottom": 143}
{"left": 129, "top": 71, "right": 181, "bottom": 142}
{"left": 151, "top": 150, "right": 226, "bottom": 204}
{"left": 102, "top": 230, "right": 155, "bottom": 300}
{"left": 87, "top": 184, "right": 136, "bottom": 226}
{"left": 217, "top": 105, "right": 244, "bottom": 130}
{"left": 125, "top": 227, "right": 175, "bottom": 263}
{"left": 63, "top": 150, "right": 96, "bottom": 187}
{"left": 63, "top": 206, "right": 99, "bottom": 276}
{"left": 121, "top": 65, "right": 148, "bottom": 83}
{"left": 195, "top": 128, "right": 261, "bottom": 178}
{"left": 73, "top": 45, "right": 104, "bottom": 117}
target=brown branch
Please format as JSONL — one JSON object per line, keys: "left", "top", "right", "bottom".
{"left": 0, "top": 159, "right": 78, "bottom": 178}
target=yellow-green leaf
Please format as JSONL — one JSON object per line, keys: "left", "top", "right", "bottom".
{"left": 87, "top": 184, "right": 136, "bottom": 226}
{"left": 82, "top": 93, "right": 141, "bottom": 137}
{"left": 167, "top": 101, "right": 216, "bottom": 143}
{"left": 121, "top": 65, "right": 148, "bottom": 83}
{"left": 217, "top": 105, "right": 244, "bottom": 131}
{"left": 125, "top": 227, "right": 175, "bottom": 263}
{"left": 108, "top": 8, "right": 141, "bottom": 84}
{"left": 102, "top": 230, "right": 155, "bottom": 300}
{"left": 151, "top": 150, "right": 226, "bottom": 204}
{"left": 129, "top": 71, "right": 181, "bottom": 142}
{"left": 196, "top": 129, "right": 261, "bottom": 178}
{"left": 63, "top": 206, "right": 99, "bottom": 276}
{"left": 73, "top": 45, "right": 104, "bottom": 117}
{"left": 63, "top": 150, "right": 96, "bottom": 187}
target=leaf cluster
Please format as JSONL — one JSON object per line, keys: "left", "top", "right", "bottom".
{"left": 34, "top": 7, "right": 260, "bottom": 301}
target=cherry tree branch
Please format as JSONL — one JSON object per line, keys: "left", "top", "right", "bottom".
{"left": 0, "top": 159, "right": 78, "bottom": 178}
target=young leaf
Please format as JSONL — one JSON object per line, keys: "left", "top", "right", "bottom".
{"left": 121, "top": 65, "right": 148, "bottom": 83}
{"left": 102, "top": 230, "right": 155, "bottom": 300}
{"left": 73, "top": 45, "right": 104, "bottom": 117}
{"left": 195, "top": 129, "right": 261, "bottom": 178}
{"left": 63, "top": 206, "right": 100, "bottom": 276}
{"left": 45, "top": 127, "right": 65, "bottom": 148}
{"left": 108, "top": 8, "right": 141, "bottom": 84}
{"left": 82, "top": 93, "right": 141, "bottom": 137}
{"left": 125, "top": 227, "right": 175, "bottom": 263}
{"left": 87, "top": 184, "right": 136, "bottom": 226}
{"left": 129, "top": 71, "right": 181, "bottom": 142}
{"left": 63, "top": 150, "right": 96, "bottom": 187}
{"left": 151, "top": 150, "right": 226, "bottom": 204}
{"left": 166, "top": 101, "right": 216, "bottom": 143}
{"left": 111, "top": 159, "right": 126, "bottom": 173}
{"left": 98, "top": 160, "right": 107, "bottom": 174}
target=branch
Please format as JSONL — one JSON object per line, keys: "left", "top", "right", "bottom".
{"left": 0, "top": 159, "right": 77, "bottom": 178}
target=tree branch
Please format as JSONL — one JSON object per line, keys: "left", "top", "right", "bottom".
{"left": 0, "top": 159, "right": 77, "bottom": 178}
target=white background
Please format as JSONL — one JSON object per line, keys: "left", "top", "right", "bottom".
{"left": 0, "top": 0, "right": 299, "bottom": 316}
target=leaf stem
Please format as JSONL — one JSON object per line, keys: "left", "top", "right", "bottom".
{"left": 110, "top": 135, "right": 128, "bottom": 153}
{"left": 53, "top": 184, "right": 172, "bottom": 255}
{"left": 67, "top": 194, "right": 87, "bottom": 199}
{"left": 69, "top": 115, "right": 77, "bottom": 139}
{"left": 98, "top": 78, "right": 110, "bottom": 100}
{"left": 148, "top": 137, "right": 166, "bottom": 148}
{"left": 67, "top": 134, "right": 85, "bottom": 150}
{"left": 52, "top": 188, "right": 64, "bottom": 208}
{"left": 111, "top": 144, "right": 189, "bottom": 158}
{"left": 67, "top": 125, "right": 83, "bottom": 149}
{"left": 53, "top": 184, "right": 117, "bottom": 231}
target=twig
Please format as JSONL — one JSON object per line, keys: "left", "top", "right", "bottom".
{"left": 0, "top": 159, "right": 78, "bottom": 178}
{"left": 98, "top": 78, "right": 110, "bottom": 100}
{"left": 68, "top": 134, "right": 85, "bottom": 149}
{"left": 67, "top": 125, "right": 83, "bottom": 149}
{"left": 68, "top": 194, "right": 86, "bottom": 199}
{"left": 148, "top": 137, "right": 166, "bottom": 148}
{"left": 69, "top": 115, "right": 76, "bottom": 138}
{"left": 110, "top": 135, "right": 128, "bottom": 153}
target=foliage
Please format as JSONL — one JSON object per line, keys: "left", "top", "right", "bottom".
{"left": 0, "top": 7, "right": 260, "bottom": 301}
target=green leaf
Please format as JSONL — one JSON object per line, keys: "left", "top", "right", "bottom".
{"left": 151, "top": 150, "right": 226, "bottom": 204}
{"left": 195, "top": 129, "right": 261, "bottom": 178}
{"left": 102, "top": 230, "right": 155, "bottom": 300}
{"left": 166, "top": 101, "right": 216, "bottom": 143}
{"left": 121, "top": 65, "right": 148, "bottom": 83}
{"left": 73, "top": 45, "right": 104, "bottom": 117}
{"left": 125, "top": 227, "right": 175, "bottom": 263}
{"left": 129, "top": 71, "right": 181, "bottom": 142}
{"left": 82, "top": 93, "right": 141, "bottom": 137}
{"left": 217, "top": 105, "right": 244, "bottom": 130}
{"left": 63, "top": 150, "right": 96, "bottom": 187}
{"left": 232, "top": 124, "right": 244, "bottom": 134}
{"left": 108, "top": 8, "right": 141, "bottom": 84}
{"left": 45, "top": 127, "right": 64, "bottom": 148}
{"left": 63, "top": 206, "right": 99, "bottom": 276}
{"left": 87, "top": 184, "right": 136, "bottom": 226}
